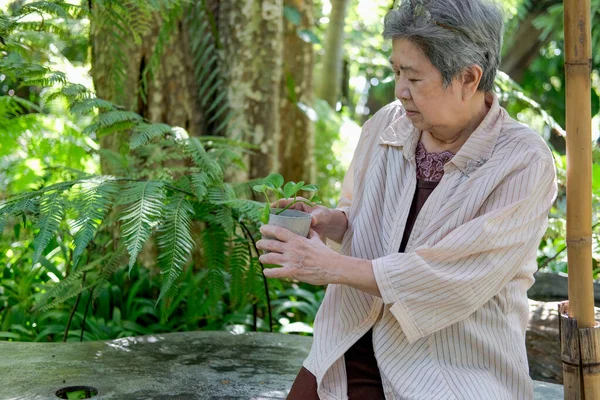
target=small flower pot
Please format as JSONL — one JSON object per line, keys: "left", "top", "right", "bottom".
{"left": 268, "top": 208, "right": 312, "bottom": 238}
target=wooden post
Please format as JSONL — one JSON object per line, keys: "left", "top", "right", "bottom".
{"left": 560, "top": 0, "right": 600, "bottom": 398}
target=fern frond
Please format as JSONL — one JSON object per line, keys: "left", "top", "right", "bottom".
{"left": 215, "top": 205, "right": 234, "bottom": 237}
{"left": 186, "top": 3, "right": 233, "bottom": 136}
{"left": 70, "top": 98, "right": 114, "bottom": 115}
{"left": 0, "top": 194, "right": 40, "bottom": 234}
{"left": 96, "top": 149, "right": 129, "bottom": 176}
{"left": 246, "top": 257, "right": 266, "bottom": 304}
{"left": 0, "top": 203, "right": 12, "bottom": 234}
{"left": 19, "top": 1, "right": 76, "bottom": 20}
{"left": 20, "top": 71, "right": 68, "bottom": 88}
{"left": 119, "top": 181, "right": 165, "bottom": 272}
{"left": 186, "top": 137, "right": 223, "bottom": 182}
{"left": 84, "top": 111, "right": 143, "bottom": 136}
{"left": 228, "top": 237, "right": 251, "bottom": 307}
{"left": 98, "top": 243, "right": 128, "bottom": 282}
{"left": 156, "top": 193, "right": 195, "bottom": 303}
{"left": 0, "top": 95, "right": 42, "bottom": 116}
{"left": 34, "top": 258, "right": 102, "bottom": 312}
{"left": 230, "top": 199, "right": 264, "bottom": 225}
{"left": 43, "top": 83, "right": 90, "bottom": 104}
{"left": 32, "top": 190, "right": 66, "bottom": 266}
{"left": 190, "top": 170, "right": 212, "bottom": 202}
{"left": 71, "top": 178, "right": 119, "bottom": 269}
{"left": 130, "top": 123, "right": 173, "bottom": 149}
{"left": 201, "top": 224, "right": 227, "bottom": 310}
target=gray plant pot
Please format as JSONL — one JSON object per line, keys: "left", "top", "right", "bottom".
{"left": 268, "top": 208, "right": 312, "bottom": 238}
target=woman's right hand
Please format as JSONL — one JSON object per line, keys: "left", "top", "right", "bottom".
{"left": 272, "top": 197, "right": 346, "bottom": 240}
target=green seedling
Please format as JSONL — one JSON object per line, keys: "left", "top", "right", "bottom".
{"left": 253, "top": 173, "right": 320, "bottom": 224}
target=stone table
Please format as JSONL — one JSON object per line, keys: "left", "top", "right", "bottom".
{"left": 0, "top": 331, "right": 563, "bottom": 399}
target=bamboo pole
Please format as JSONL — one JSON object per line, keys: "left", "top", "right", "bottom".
{"left": 561, "top": 0, "right": 600, "bottom": 398}
{"left": 565, "top": 0, "right": 594, "bottom": 329}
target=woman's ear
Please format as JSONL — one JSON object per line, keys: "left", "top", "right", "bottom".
{"left": 461, "top": 64, "right": 483, "bottom": 100}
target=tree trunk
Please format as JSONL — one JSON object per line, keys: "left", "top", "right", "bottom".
{"left": 90, "top": 3, "right": 203, "bottom": 176}
{"left": 218, "top": 0, "right": 284, "bottom": 180}
{"left": 278, "top": 0, "right": 315, "bottom": 183}
{"left": 316, "top": 0, "right": 350, "bottom": 108}
{"left": 500, "top": 0, "right": 560, "bottom": 82}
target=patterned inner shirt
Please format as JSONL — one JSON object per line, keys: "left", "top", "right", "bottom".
{"left": 415, "top": 141, "right": 454, "bottom": 182}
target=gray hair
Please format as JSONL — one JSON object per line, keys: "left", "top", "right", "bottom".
{"left": 383, "top": 0, "right": 504, "bottom": 92}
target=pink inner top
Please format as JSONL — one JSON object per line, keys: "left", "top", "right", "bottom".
{"left": 415, "top": 141, "right": 455, "bottom": 182}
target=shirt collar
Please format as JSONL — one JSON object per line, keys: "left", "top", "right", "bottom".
{"left": 379, "top": 93, "right": 503, "bottom": 175}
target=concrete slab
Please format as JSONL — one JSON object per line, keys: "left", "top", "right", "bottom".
{"left": 0, "top": 331, "right": 563, "bottom": 399}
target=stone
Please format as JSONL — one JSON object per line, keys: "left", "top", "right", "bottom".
{"left": 0, "top": 331, "right": 562, "bottom": 399}
{"left": 528, "top": 272, "right": 600, "bottom": 306}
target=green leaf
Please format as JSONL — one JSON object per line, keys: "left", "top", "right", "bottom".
{"left": 265, "top": 173, "right": 284, "bottom": 189}
{"left": 156, "top": 194, "right": 195, "bottom": 303}
{"left": 284, "top": 181, "right": 305, "bottom": 198}
{"left": 119, "top": 181, "right": 165, "bottom": 273}
{"left": 261, "top": 204, "right": 270, "bottom": 225}
{"left": 297, "top": 29, "right": 320, "bottom": 44}
{"left": 130, "top": 123, "right": 173, "bottom": 149}
{"left": 283, "top": 5, "right": 302, "bottom": 25}
{"left": 310, "top": 195, "right": 321, "bottom": 204}
{"left": 252, "top": 184, "right": 267, "bottom": 193}
{"left": 301, "top": 184, "right": 319, "bottom": 191}
{"left": 32, "top": 190, "right": 66, "bottom": 266}
{"left": 71, "top": 178, "right": 119, "bottom": 269}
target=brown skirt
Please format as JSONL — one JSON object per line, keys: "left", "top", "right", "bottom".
{"left": 287, "top": 329, "right": 384, "bottom": 399}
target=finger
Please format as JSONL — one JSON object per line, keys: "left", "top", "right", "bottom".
{"left": 256, "top": 238, "right": 285, "bottom": 253}
{"left": 270, "top": 197, "right": 309, "bottom": 209}
{"left": 308, "top": 229, "right": 320, "bottom": 240}
{"left": 263, "top": 266, "right": 294, "bottom": 279}
{"left": 260, "top": 224, "right": 296, "bottom": 242}
{"left": 270, "top": 198, "right": 293, "bottom": 209}
{"left": 259, "top": 252, "right": 285, "bottom": 265}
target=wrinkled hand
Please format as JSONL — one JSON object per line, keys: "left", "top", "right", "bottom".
{"left": 271, "top": 198, "right": 332, "bottom": 237}
{"left": 256, "top": 224, "right": 341, "bottom": 286}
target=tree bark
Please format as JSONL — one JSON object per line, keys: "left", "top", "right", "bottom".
{"left": 218, "top": 0, "right": 284, "bottom": 180}
{"left": 278, "top": 0, "right": 315, "bottom": 184}
{"left": 90, "top": 2, "right": 202, "bottom": 176}
{"left": 316, "top": 0, "right": 350, "bottom": 108}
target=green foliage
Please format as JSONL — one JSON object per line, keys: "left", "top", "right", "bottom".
{"left": 156, "top": 193, "right": 195, "bottom": 303}
{"left": 252, "top": 173, "right": 320, "bottom": 224}
{"left": 0, "top": 0, "right": 277, "bottom": 343}
{"left": 119, "top": 181, "right": 165, "bottom": 273}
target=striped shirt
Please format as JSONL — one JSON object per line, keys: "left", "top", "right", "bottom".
{"left": 303, "top": 94, "right": 557, "bottom": 400}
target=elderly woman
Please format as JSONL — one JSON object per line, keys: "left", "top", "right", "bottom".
{"left": 256, "top": 0, "right": 557, "bottom": 399}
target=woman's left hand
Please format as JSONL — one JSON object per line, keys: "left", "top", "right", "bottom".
{"left": 256, "top": 225, "right": 342, "bottom": 286}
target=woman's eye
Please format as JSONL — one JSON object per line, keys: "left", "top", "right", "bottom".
{"left": 409, "top": 79, "right": 420, "bottom": 83}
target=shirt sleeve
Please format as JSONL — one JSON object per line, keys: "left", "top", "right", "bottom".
{"left": 372, "top": 156, "right": 557, "bottom": 343}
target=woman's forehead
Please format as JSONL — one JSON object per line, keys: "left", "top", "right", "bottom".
{"left": 389, "top": 39, "right": 432, "bottom": 72}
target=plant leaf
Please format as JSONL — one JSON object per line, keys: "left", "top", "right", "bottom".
{"left": 265, "top": 173, "right": 284, "bottom": 189}
{"left": 119, "top": 181, "right": 165, "bottom": 273}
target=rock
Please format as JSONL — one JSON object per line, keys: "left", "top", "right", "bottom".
{"left": 0, "top": 330, "right": 563, "bottom": 399}
{"left": 528, "top": 272, "right": 600, "bottom": 305}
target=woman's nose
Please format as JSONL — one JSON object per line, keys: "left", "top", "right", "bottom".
{"left": 395, "top": 82, "right": 411, "bottom": 101}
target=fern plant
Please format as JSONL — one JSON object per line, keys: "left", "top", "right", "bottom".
{"left": 0, "top": 0, "right": 277, "bottom": 341}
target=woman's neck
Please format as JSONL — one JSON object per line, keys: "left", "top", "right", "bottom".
{"left": 421, "top": 95, "right": 489, "bottom": 154}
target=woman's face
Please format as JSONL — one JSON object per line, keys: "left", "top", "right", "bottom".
{"left": 389, "top": 38, "right": 467, "bottom": 133}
